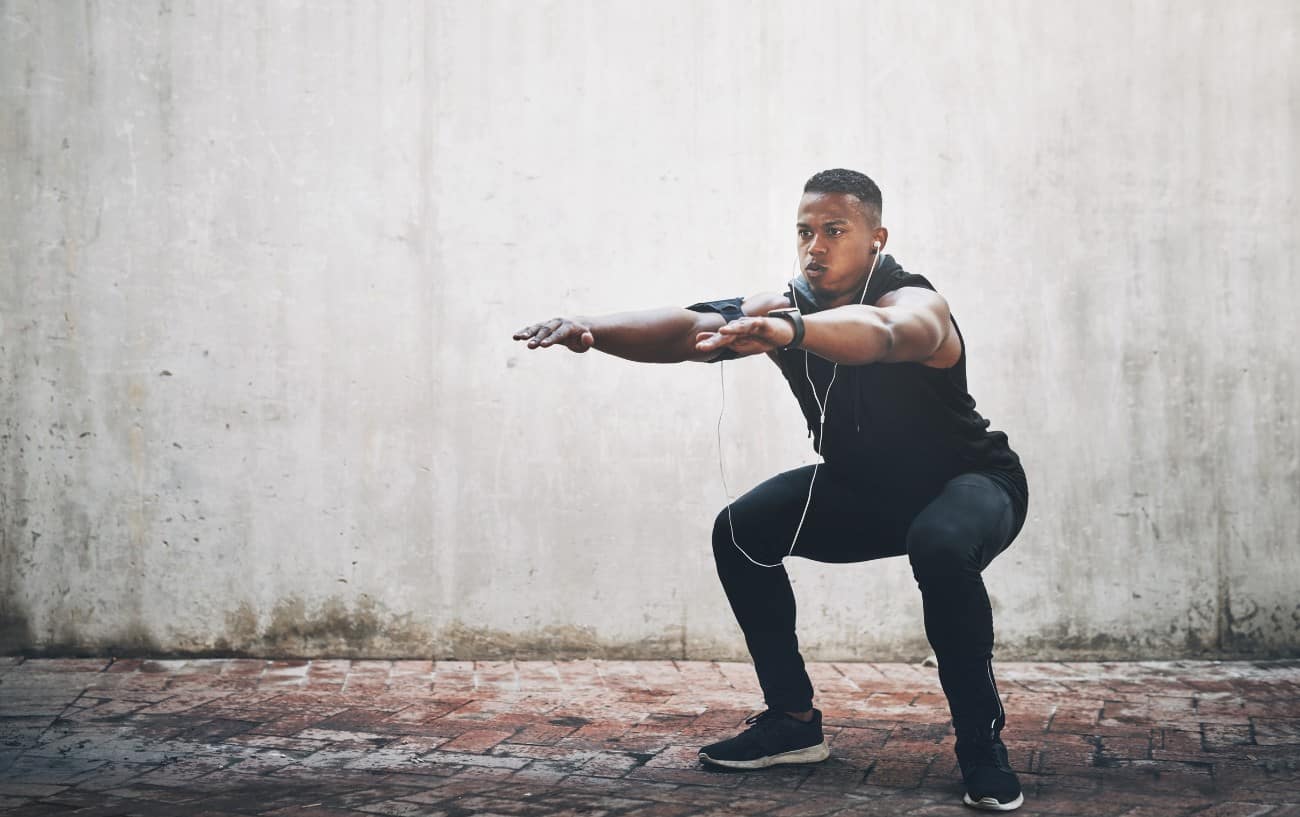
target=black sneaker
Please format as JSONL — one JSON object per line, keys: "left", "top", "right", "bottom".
{"left": 698, "top": 708, "right": 830, "bottom": 770}
{"left": 957, "top": 736, "right": 1024, "bottom": 811}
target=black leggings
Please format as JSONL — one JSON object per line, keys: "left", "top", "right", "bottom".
{"left": 711, "top": 464, "right": 1026, "bottom": 735}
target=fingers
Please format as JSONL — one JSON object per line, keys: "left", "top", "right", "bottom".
{"left": 717, "top": 317, "right": 769, "bottom": 337}
{"left": 695, "top": 330, "right": 730, "bottom": 352}
{"left": 703, "top": 318, "right": 768, "bottom": 346}
{"left": 512, "top": 322, "right": 545, "bottom": 341}
{"left": 515, "top": 318, "right": 561, "bottom": 348}
{"left": 696, "top": 331, "right": 754, "bottom": 353}
{"left": 514, "top": 318, "right": 591, "bottom": 351}
{"left": 534, "top": 319, "right": 567, "bottom": 348}
{"left": 697, "top": 318, "right": 781, "bottom": 356}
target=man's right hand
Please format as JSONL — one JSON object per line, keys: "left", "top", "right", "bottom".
{"left": 513, "top": 317, "right": 596, "bottom": 353}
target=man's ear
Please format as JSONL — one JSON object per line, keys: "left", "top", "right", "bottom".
{"left": 874, "top": 227, "right": 889, "bottom": 252}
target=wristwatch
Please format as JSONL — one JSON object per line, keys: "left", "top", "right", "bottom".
{"left": 766, "top": 307, "right": 805, "bottom": 350}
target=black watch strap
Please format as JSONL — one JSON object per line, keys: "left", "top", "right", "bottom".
{"left": 767, "top": 308, "right": 805, "bottom": 349}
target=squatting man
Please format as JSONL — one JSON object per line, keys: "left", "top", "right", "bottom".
{"left": 512, "top": 169, "right": 1029, "bottom": 812}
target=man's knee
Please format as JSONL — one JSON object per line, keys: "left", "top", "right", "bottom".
{"left": 712, "top": 506, "right": 729, "bottom": 543}
{"left": 713, "top": 505, "right": 782, "bottom": 567}
{"left": 712, "top": 506, "right": 741, "bottom": 561}
{"left": 906, "top": 515, "right": 978, "bottom": 583}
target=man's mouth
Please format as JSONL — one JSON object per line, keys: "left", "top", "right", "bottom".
{"left": 805, "top": 262, "right": 827, "bottom": 276}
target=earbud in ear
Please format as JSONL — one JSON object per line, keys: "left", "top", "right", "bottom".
{"left": 872, "top": 240, "right": 881, "bottom": 253}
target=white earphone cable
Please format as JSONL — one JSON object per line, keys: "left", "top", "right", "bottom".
{"left": 716, "top": 245, "right": 883, "bottom": 568}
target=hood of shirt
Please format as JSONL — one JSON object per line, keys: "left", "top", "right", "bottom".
{"left": 787, "top": 253, "right": 905, "bottom": 315}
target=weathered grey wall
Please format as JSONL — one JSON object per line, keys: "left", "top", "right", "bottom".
{"left": 2, "top": 1, "right": 1297, "bottom": 661}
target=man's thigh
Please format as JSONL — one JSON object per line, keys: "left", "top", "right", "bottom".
{"left": 722, "top": 464, "right": 910, "bottom": 565}
{"left": 906, "top": 472, "right": 1017, "bottom": 571}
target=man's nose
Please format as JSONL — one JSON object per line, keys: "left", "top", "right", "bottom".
{"left": 808, "top": 236, "right": 826, "bottom": 256}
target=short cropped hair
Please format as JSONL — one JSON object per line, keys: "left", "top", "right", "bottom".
{"left": 803, "top": 168, "right": 882, "bottom": 222}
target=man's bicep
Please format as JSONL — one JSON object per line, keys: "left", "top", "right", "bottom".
{"left": 742, "top": 291, "right": 793, "bottom": 317}
{"left": 876, "top": 287, "right": 952, "bottom": 363}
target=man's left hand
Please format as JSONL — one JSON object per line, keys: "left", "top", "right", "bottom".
{"left": 695, "top": 316, "right": 795, "bottom": 358}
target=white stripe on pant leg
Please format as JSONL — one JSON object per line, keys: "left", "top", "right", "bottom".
{"left": 985, "top": 657, "right": 1004, "bottom": 736}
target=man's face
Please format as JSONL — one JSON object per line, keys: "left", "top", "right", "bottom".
{"left": 796, "top": 192, "right": 881, "bottom": 307}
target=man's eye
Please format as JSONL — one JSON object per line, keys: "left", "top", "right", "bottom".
{"left": 828, "top": 228, "right": 843, "bottom": 236}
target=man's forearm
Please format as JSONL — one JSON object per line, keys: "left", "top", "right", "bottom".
{"left": 581, "top": 307, "right": 721, "bottom": 363}
{"left": 798, "top": 305, "right": 893, "bottom": 365}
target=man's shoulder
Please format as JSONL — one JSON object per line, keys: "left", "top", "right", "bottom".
{"left": 881, "top": 266, "right": 936, "bottom": 293}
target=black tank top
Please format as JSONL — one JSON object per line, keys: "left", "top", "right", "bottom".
{"left": 775, "top": 254, "right": 1028, "bottom": 520}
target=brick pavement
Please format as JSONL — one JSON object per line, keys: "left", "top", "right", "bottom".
{"left": 0, "top": 657, "right": 1297, "bottom": 815}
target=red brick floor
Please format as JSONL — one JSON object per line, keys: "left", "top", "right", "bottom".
{"left": 1, "top": 657, "right": 1297, "bottom": 815}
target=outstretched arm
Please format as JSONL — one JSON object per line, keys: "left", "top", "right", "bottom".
{"left": 513, "top": 292, "right": 792, "bottom": 364}
{"left": 694, "top": 286, "right": 957, "bottom": 367}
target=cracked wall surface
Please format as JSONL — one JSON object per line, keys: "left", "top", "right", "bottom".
{"left": 1, "top": 2, "right": 1297, "bottom": 659}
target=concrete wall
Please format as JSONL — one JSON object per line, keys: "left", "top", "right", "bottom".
{"left": 2, "top": 1, "right": 1296, "bottom": 661}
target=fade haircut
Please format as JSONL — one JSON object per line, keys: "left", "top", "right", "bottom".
{"left": 803, "top": 168, "right": 883, "bottom": 224}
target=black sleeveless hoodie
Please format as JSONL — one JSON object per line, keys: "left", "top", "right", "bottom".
{"left": 776, "top": 254, "right": 1027, "bottom": 520}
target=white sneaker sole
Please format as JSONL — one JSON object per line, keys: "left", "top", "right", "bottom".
{"left": 698, "top": 740, "right": 831, "bottom": 769}
{"left": 963, "top": 792, "right": 1024, "bottom": 811}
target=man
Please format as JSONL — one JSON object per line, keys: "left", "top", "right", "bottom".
{"left": 512, "top": 169, "right": 1028, "bottom": 811}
